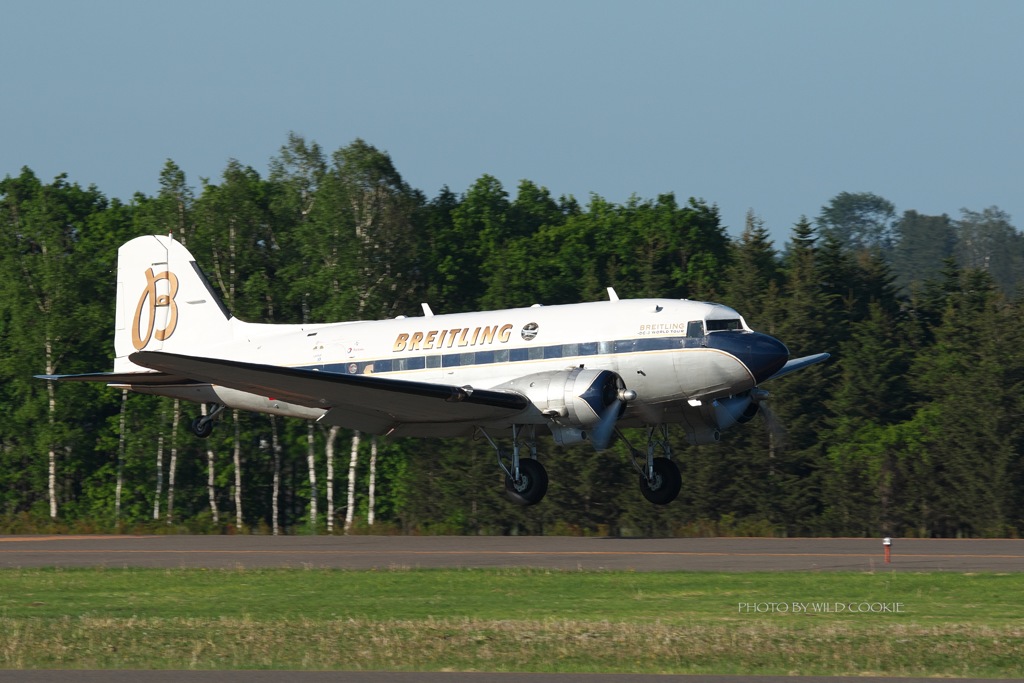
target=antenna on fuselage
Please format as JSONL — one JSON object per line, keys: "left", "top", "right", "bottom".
{"left": 421, "top": 303, "right": 435, "bottom": 316}
{"left": 607, "top": 287, "right": 620, "bottom": 302}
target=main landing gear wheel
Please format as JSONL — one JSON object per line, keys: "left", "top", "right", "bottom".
{"left": 190, "top": 416, "right": 214, "bottom": 439}
{"left": 504, "top": 458, "right": 549, "bottom": 506}
{"left": 639, "top": 457, "right": 681, "bottom": 505}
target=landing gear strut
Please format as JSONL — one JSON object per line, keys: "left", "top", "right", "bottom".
{"left": 190, "top": 403, "right": 225, "bottom": 439}
{"left": 480, "top": 425, "right": 549, "bottom": 506}
{"left": 621, "top": 424, "right": 682, "bottom": 505}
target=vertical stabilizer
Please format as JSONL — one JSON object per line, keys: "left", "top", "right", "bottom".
{"left": 113, "top": 235, "right": 233, "bottom": 373}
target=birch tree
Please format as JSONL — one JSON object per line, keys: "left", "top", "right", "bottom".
{"left": 268, "top": 416, "right": 281, "bottom": 535}
{"left": 166, "top": 399, "right": 180, "bottom": 525}
{"left": 134, "top": 167, "right": 195, "bottom": 526}
{"left": 325, "top": 425, "right": 339, "bottom": 532}
{"left": 115, "top": 390, "right": 128, "bottom": 524}
{"left": 368, "top": 435, "right": 378, "bottom": 526}
{"left": 0, "top": 170, "right": 122, "bottom": 519}
{"left": 202, "top": 403, "right": 219, "bottom": 525}
{"left": 306, "top": 422, "right": 318, "bottom": 531}
{"left": 153, "top": 432, "right": 164, "bottom": 520}
{"left": 270, "top": 136, "right": 330, "bottom": 528}
{"left": 332, "top": 141, "right": 421, "bottom": 530}
{"left": 193, "top": 162, "right": 277, "bottom": 532}
{"left": 232, "top": 410, "right": 243, "bottom": 531}
{"left": 344, "top": 430, "right": 361, "bottom": 533}
{"left": 144, "top": 160, "right": 196, "bottom": 245}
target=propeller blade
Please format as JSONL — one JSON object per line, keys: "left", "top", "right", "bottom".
{"left": 758, "top": 401, "right": 789, "bottom": 450}
{"left": 590, "top": 398, "right": 623, "bottom": 450}
{"left": 590, "top": 385, "right": 635, "bottom": 451}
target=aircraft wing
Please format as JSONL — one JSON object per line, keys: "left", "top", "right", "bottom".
{"left": 35, "top": 370, "right": 200, "bottom": 386}
{"left": 129, "top": 350, "right": 531, "bottom": 434}
{"left": 764, "top": 353, "right": 831, "bottom": 382}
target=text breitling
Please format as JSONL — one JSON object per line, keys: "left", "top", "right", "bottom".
{"left": 392, "top": 324, "right": 515, "bottom": 353}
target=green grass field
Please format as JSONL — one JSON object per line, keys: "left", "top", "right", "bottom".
{"left": 0, "top": 567, "right": 1021, "bottom": 676}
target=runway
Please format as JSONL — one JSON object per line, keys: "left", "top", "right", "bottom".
{"left": 1, "top": 534, "right": 1022, "bottom": 571}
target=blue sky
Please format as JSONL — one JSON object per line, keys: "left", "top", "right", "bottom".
{"left": 2, "top": 0, "right": 1021, "bottom": 243}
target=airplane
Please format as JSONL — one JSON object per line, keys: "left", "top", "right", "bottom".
{"left": 39, "top": 234, "right": 829, "bottom": 506}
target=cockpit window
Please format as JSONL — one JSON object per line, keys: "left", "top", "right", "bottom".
{"left": 686, "top": 320, "right": 705, "bottom": 337}
{"left": 706, "top": 319, "right": 742, "bottom": 331}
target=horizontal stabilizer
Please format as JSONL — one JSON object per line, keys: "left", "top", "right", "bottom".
{"left": 765, "top": 353, "right": 830, "bottom": 382}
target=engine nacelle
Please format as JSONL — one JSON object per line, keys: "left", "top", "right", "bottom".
{"left": 673, "top": 393, "right": 757, "bottom": 445}
{"left": 496, "top": 367, "right": 625, "bottom": 430}
{"left": 703, "top": 394, "right": 757, "bottom": 431}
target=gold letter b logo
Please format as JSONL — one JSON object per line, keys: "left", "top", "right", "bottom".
{"left": 132, "top": 268, "right": 179, "bottom": 350}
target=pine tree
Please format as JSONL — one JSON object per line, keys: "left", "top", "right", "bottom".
{"left": 768, "top": 218, "right": 836, "bottom": 532}
{"left": 907, "top": 269, "right": 1023, "bottom": 536}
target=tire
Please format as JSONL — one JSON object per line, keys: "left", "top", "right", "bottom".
{"left": 504, "top": 458, "right": 549, "bottom": 506}
{"left": 639, "top": 457, "right": 681, "bottom": 505}
{"left": 191, "top": 416, "right": 214, "bottom": 439}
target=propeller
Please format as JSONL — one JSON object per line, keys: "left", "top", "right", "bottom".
{"left": 591, "top": 377, "right": 635, "bottom": 450}
{"left": 757, "top": 399, "right": 789, "bottom": 451}
{"left": 744, "top": 387, "right": 788, "bottom": 450}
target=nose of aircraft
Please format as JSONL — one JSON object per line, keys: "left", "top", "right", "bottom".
{"left": 704, "top": 331, "right": 789, "bottom": 384}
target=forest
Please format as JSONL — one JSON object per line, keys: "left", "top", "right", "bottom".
{"left": 2, "top": 134, "right": 1023, "bottom": 538}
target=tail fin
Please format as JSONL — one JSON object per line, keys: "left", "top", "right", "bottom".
{"left": 113, "top": 235, "right": 233, "bottom": 373}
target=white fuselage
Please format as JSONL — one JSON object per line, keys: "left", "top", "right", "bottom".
{"left": 136, "top": 298, "right": 762, "bottom": 440}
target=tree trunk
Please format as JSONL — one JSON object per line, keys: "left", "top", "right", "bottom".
{"left": 115, "top": 389, "right": 127, "bottom": 526}
{"left": 271, "top": 416, "right": 281, "bottom": 536}
{"left": 306, "top": 422, "right": 318, "bottom": 531}
{"left": 344, "top": 430, "right": 361, "bottom": 534}
{"left": 368, "top": 435, "right": 378, "bottom": 526}
{"left": 153, "top": 433, "right": 164, "bottom": 520}
{"left": 233, "top": 410, "right": 243, "bottom": 531}
{"left": 326, "top": 425, "right": 339, "bottom": 533}
{"left": 167, "top": 400, "right": 180, "bottom": 525}
{"left": 203, "top": 404, "right": 219, "bottom": 525}
{"left": 44, "top": 340, "right": 58, "bottom": 519}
